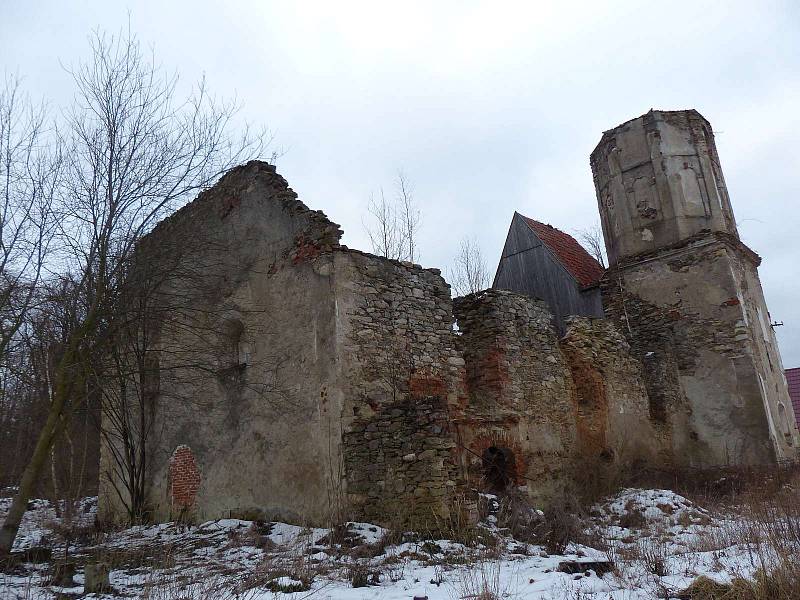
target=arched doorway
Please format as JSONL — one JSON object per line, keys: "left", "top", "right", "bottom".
{"left": 481, "top": 446, "right": 517, "bottom": 493}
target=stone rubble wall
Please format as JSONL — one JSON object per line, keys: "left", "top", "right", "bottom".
{"left": 334, "top": 250, "right": 463, "bottom": 527}
{"left": 560, "top": 316, "right": 662, "bottom": 466}
{"left": 452, "top": 290, "right": 577, "bottom": 504}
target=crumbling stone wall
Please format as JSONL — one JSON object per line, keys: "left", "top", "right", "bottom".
{"left": 334, "top": 251, "right": 462, "bottom": 527}
{"left": 601, "top": 234, "right": 791, "bottom": 465}
{"left": 559, "top": 317, "right": 661, "bottom": 466}
{"left": 101, "top": 143, "right": 794, "bottom": 531}
{"left": 452, "top": 290, "right": 576, "bottom": 504}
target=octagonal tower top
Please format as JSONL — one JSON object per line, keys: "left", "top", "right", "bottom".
{"left": 590, "top": 109, "right": 738, "bottom": 266}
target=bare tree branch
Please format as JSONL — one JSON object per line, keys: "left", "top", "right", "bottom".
{"left": 363, "top": 171, "right": 421, "bottom": 263}
{"left": 575, "top": 224, "right": 606, "bottom": 268}
{"left": 0, "top": 26, "right": 268, "bottom": 553}
{"left": 449, "top": 236, "right": 490, "bottom": 297}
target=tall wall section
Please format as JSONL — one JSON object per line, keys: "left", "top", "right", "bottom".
{"left": 99, "top": 162, "right": 349, "bottom": 524}
{"left": 99, "top": 161, "right": 468, "bottom": 527}
{"left": 333, "top": 251, "right": 463, "bottom": 527}
{"left": 450, "top": 290, "right": 659, "bottom": 504}
{"left": 452, "top": 290, "right": 577, "bottom": 504}
{"left": 592, "top": 110, "right": 800, "bottom": 466}
{"left": 559, "top": 316, "right": 662, "bottom": 467}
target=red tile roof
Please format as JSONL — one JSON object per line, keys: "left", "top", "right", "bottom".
{"left": 520, "top": 215, "right": 605, "bottom": 288}
{"left": 787, "top": 368, "right": 800, "bottom": 428}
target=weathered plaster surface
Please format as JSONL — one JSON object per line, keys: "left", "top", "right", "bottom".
{"left": 593, "top": 111, "right": 799, "bottom": 466}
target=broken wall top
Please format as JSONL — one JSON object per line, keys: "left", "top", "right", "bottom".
{"left": 142, "top": 160, "right": 343, "bottom": 254}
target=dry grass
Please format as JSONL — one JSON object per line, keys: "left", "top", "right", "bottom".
{"left": 449, "top": 556, "right": 507, "bottom": 600}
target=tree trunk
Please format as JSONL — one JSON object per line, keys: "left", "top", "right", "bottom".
{"left": 0, "top": 335, "right": 86, "bottom": 555}
{"left": 0, "top": 397, "right": 66, "bottom": 554}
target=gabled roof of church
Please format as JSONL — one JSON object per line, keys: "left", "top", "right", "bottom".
{"left": 518, "top": 213, "right": 605, "bottom": 288}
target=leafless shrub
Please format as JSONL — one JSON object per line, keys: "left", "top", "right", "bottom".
{"left": 429, "top": 493, "right": 498, "bottom": 550}
{"left": 618, "top": 503, "right": 647, "bottom": 530}
{"left": 492, "top": 489, "right": 541, "bottom": 544}
{"left": 347, "top": 562, "right": 379, "bottom": 588}
{"left": 567, "top": 453, "right": 634, "bottom": 507}
{"left": 636, "top": 537, "right": 670, "bottom": 577}
{"left": 139, "top": 571, "right": 232, "bottom": 600}
{"left": 382, "top": 556, "right": 406, "bottom": 583}
{"left": 225, "top": 522, "right": 276, "bottom": 552}
{"left": 680, "top": 563, "right": 800, "bottom": 600}
{"left": 449, "top": 556, "right": 507, "bottom": 600}
{"left": 535, "top": 495, "right": 585, "bottom": 555}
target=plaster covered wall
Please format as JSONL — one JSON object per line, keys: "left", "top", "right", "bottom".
{"left": 601, "top": 234, "right": 796, "bottom": 465}
{"left": 591, "top": 109, "right": 738, "bottom": 266}
{"left": 100, "top": 162, "right": 347, "bottom": 524}
{"left": 592, "top": 109, "right": 798, "bottom": 466}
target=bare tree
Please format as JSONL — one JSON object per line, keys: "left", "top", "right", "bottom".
{"left": 0, "top": 74, "right": 60, "bottom": 367}
{"left": 575, "top": 224, "right": 606, "bottom": 268}
{"left": 450, "top": 236, "right": 490, "bottom": 297}
{"left": 365, "top": 189, "right": 402, "bottom": 261}
{"left": 0, "top": 27, "right": 266, "bottom": 554}
{"left": 396, "top": 171, "right": 419, "bottom": 263}
{"left": 364, "top": 171, "right": 420, "bottom": 262}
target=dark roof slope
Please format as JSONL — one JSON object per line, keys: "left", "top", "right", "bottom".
{"left": 787, "top": 368, "right": 800, "bottom": 427}
{"left": 519, "top": 214, "right": 605, "bottom": 288}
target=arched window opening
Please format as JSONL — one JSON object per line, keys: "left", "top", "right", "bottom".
{"left": 220, "top": 318, "right": 249, "bottom": 370}
{"left": 778, "top": 403, "right": 791, "bottom": 438}
{"left": 481, "top": 446, "right": 516, "bottom": 493}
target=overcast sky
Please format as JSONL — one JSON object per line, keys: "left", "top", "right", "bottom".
{"left": 3, "top": 0, "right": 799, "bottom": 365}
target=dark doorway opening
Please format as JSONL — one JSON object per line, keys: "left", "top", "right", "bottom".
{"left": 481, "top": 446, "right": 516, "bottom": 493}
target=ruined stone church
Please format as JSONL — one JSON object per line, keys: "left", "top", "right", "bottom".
{"left": 99, "top": 109, "right": 800, "bottom": 527}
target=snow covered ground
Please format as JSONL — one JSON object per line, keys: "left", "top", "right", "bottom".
{"left": 0, "top": 488, "right": 791, "bottom": 599}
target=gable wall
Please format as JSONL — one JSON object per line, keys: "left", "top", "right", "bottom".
{"left": 99, "top": 162, "right": 348, "bottom": 525}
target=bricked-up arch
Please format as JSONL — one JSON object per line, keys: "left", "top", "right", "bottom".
{"left": 482, "top": 446, "right": 517, "bottom": 493}
{"left": 168, "top": 445, "right": 201, "bottom": 511}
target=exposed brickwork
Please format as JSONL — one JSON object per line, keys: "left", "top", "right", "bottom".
{"left": 168, "top": 445, "right": 201, "bottom": 511}
{"left": 787, "top": 369, "right": 800, "bottom": 428}
{"left": 560, "top": 317, "right": 661, "bottom": 465}
{"left": 452, "top": 290, "right": 576, "bottom": 503}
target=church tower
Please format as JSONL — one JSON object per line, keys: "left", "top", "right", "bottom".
{"left": 591, "top": 109, "right": 799, "bottom": 465}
